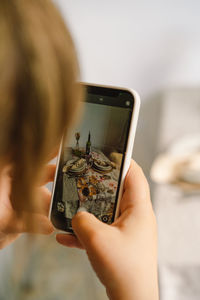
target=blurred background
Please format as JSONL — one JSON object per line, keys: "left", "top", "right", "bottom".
{"left": 0, "top": 0, "right": 200, "bottom": 299}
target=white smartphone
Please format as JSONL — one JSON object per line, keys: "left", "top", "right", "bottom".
{"left": 49, "top": 83, "right": 140, "bottom": 233}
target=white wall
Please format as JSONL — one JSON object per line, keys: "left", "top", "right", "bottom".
{"left": 54, "top": 0, "right": 200, "bottom": 100}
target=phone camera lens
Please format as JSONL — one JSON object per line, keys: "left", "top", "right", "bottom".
{"left": 102, "top": 215, "right": 109, "bottom": 223}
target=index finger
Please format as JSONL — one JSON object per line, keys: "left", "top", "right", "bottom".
{"left": 120, "top": 160, "right": 152, "bottom": 214}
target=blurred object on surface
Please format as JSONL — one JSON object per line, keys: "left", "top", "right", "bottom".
{"left": 151, "top": 134, "right": 200, "bottom": 192}
{"left": 152, "top": 88, "right": 200, "bottom": 300}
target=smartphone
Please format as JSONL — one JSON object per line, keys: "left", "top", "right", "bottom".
{"left": 50, "top": 83, "right": 140, "bottom": 233}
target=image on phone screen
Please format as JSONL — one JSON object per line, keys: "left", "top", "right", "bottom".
{"left": 51, "top": 85, "right": 135, "bottom": 233}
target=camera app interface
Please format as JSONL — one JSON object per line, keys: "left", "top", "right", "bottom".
{"left": 52, "top": 91, "right": 133, "bottom": 232}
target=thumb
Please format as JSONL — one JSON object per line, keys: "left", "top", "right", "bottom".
{"left": 72, "top": 211, "right": 107, "bottom": 248}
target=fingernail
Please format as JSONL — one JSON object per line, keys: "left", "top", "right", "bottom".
{"left": 77, "top": 207, "right": 87, "bottom": 213}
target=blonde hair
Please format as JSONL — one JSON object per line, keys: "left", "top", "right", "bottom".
{"left": 0, "top": 0, "right": 82, "bottom": 213}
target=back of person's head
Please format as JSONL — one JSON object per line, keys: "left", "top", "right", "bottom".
{"left": 0, "top": 0, "right": 82, "bottom": 213}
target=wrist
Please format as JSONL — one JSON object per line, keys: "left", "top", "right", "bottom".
{"left": 106, "top": 267, "right": 159, "bottom": 300}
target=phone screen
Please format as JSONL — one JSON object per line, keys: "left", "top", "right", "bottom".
{"left": 51, "top": 85, "right": 135, "bottom": 233}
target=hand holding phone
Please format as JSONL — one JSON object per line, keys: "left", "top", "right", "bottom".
{"left": 56, "top": 161, "right": 159, "bottom": 300}
{"left": 50, "top": 83, "right": 140, "bottom": 233}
